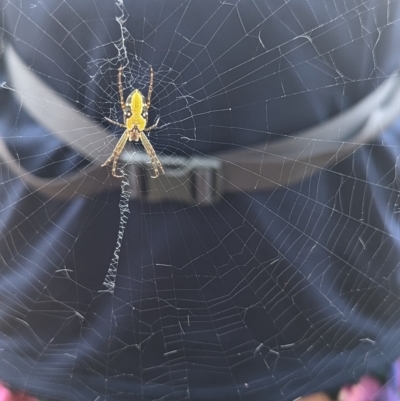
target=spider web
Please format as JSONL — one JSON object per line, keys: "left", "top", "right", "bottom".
{"left": 1, "top": 1, "right": 400, "bottom": 400}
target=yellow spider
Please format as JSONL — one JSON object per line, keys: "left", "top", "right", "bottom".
{"left": 102, "top": 65, "right": 165, "bottom": 178}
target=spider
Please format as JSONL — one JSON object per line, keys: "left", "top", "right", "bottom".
{"left": 102, "top": 65, "right": 164, "bottom": 178}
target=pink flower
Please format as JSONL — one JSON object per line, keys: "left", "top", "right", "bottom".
{"left": 0, "top": 384, "right": 38, "bottom": 401}
{"left": 338, "top": 375, "right": 396, "bottom": 401}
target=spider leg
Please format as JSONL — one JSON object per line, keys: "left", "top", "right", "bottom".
{"left": 147, "top": 66, "right": 154, "bottom": 109}
{"left": 102, "top": 130, "right": 129, "bottom": 178}
{"left": 139, "top": 131, "right": 165, "bottom": 179}
{"left": 118, "top": 66, "right": 126, "bottom": 124}
{"left": 144, "top": 117, "right": 159, "bottom": 132}
{"left": 105, "top": 116, "right": 126, "bottom": 129}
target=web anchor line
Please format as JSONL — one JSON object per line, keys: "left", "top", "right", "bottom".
{"left": 101, "top": 169, "right": 132, "bottom": 293}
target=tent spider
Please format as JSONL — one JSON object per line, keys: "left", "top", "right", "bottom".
{"left": 102, "top": 65, "right": 164, "bottom": 178}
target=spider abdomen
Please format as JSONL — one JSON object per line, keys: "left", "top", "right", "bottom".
{"left": 125, "top": 89, "right": 147, "bottom": 131}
